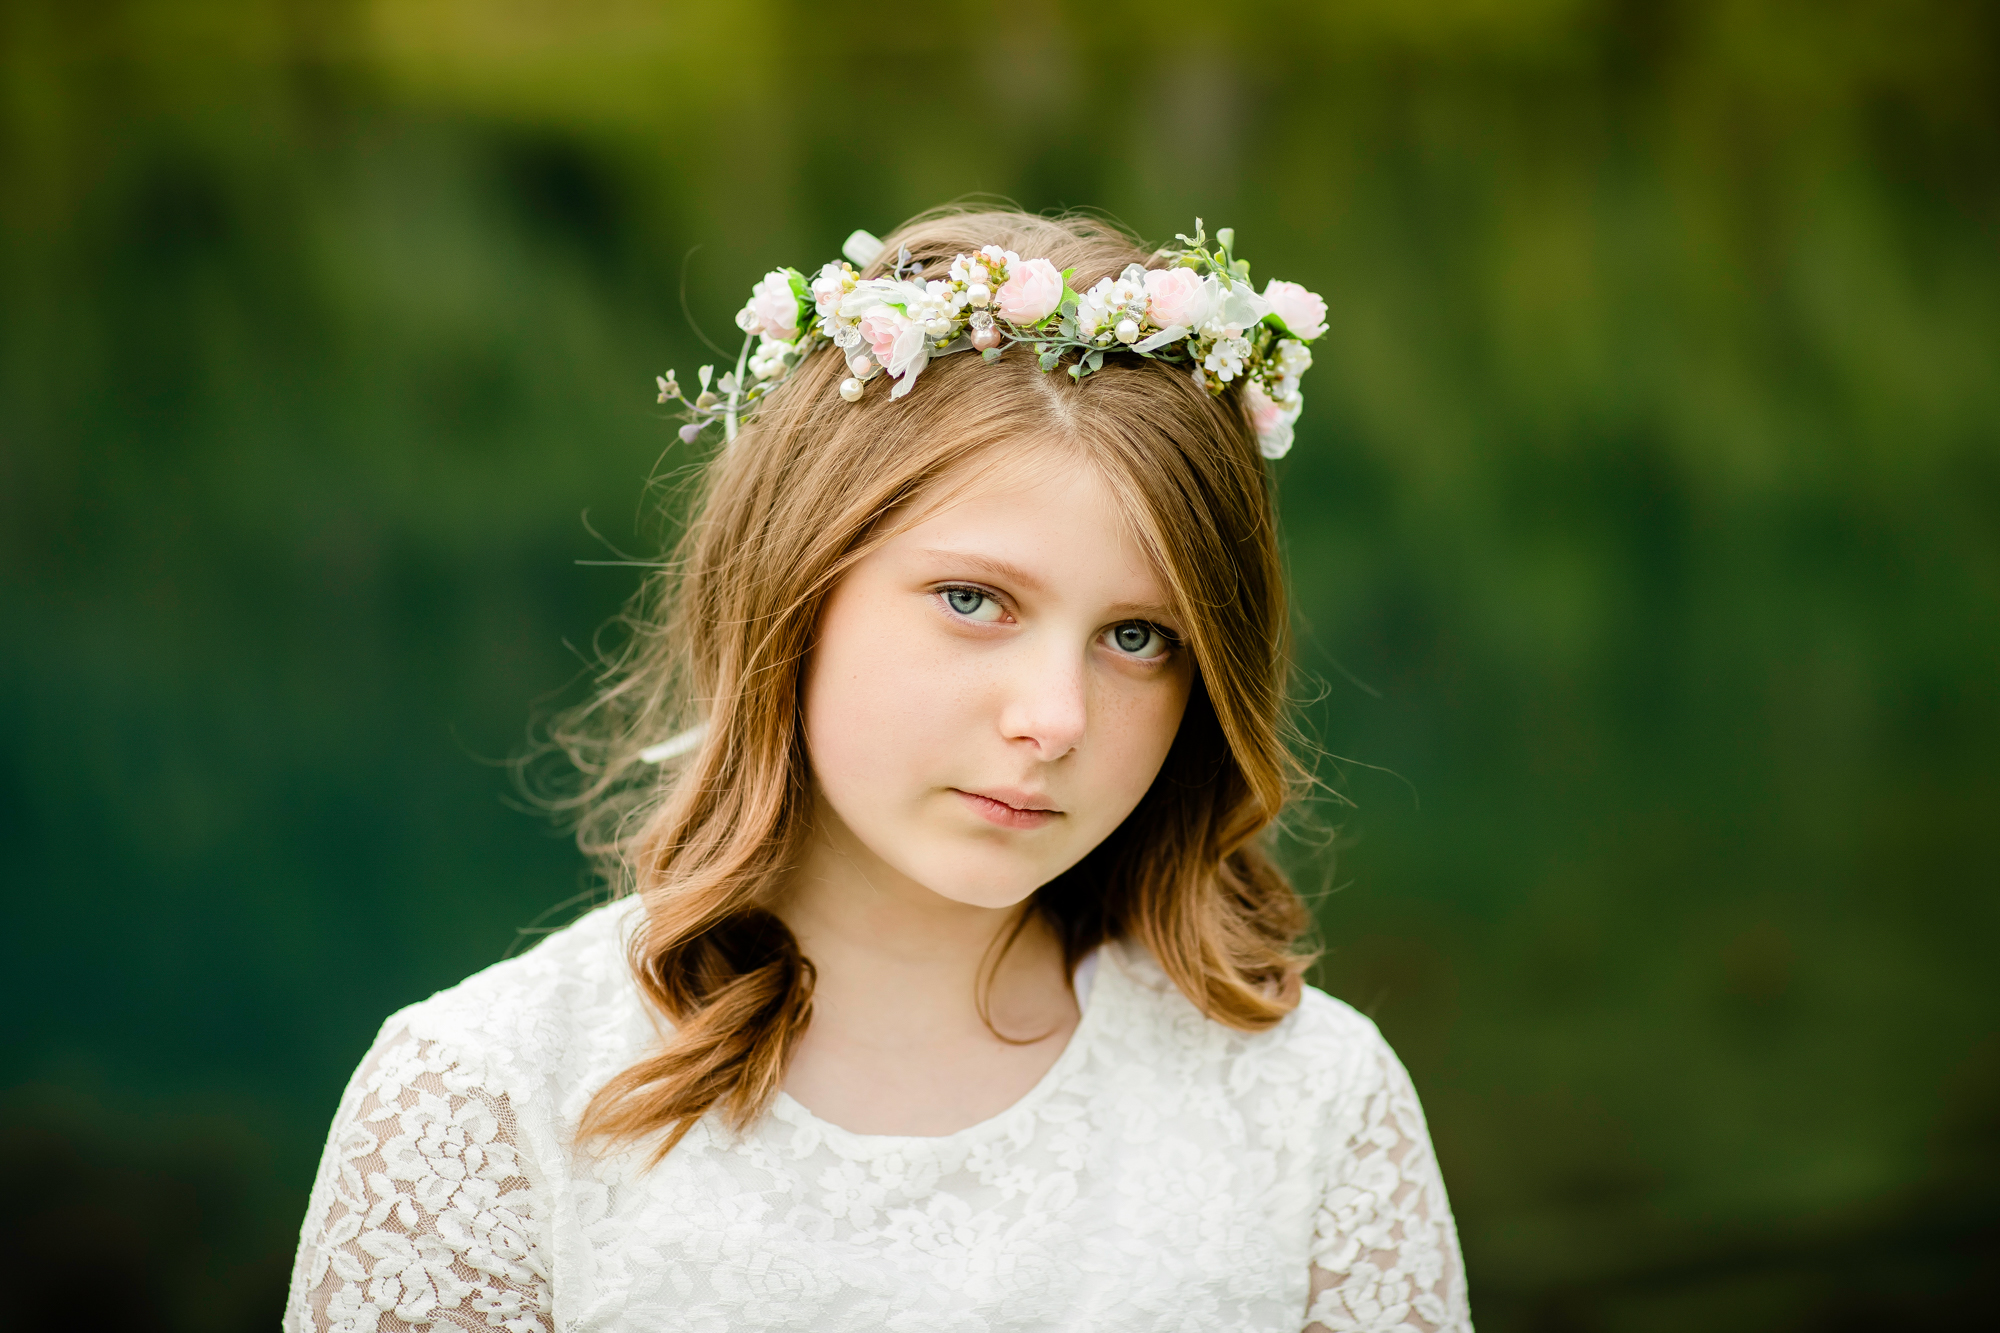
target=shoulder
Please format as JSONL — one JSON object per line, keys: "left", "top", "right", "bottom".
{"left": 1096, "top": 939, "right": 1407, "bottom": 1114}
{"left": 370, "top": 895, "right": 652, "bottom": 1114}
{"left": 1287, "top": 983, "right": 1403, "bottom": 1076}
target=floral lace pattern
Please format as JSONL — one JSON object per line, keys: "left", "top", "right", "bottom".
{"left": 288, "top": 1033, "right": 549, "bottom": 1332}
{"left": 1305, "top": 1047, "right": 1463, "bottom": 1332}
{"left": 288, "top": 899, "right": 1469, "bottom": 1332}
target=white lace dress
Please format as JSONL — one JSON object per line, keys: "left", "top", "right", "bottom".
{"left": 286, "top": 897, "right": 1470, "bottom": 1332}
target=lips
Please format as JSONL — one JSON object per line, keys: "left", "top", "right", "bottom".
{"left": 952, "top": 787, "right": 1063, "bottom": 831}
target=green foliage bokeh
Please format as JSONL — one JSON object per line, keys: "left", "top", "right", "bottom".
{"left": 2, "top": 1, "right": 1995, "bottom": 1328}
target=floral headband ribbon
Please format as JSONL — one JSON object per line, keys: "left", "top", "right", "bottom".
{"left": 657, "top": 221, "right": 1325, "bottom": 459}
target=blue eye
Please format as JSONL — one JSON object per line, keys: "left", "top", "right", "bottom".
{"left": 1107, "top": 622, "right": 1171, "bottom": 660}
{"left": 941, "top": 587, "right": 1003, "bottom": 621}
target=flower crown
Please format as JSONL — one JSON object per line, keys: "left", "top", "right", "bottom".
{"left": 656, "top": 221, "right": 1325, "bottom": 459}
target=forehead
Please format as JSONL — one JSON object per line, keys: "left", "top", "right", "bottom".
{"left": 879, "top": 442, "right": 1172, "bottom": 603}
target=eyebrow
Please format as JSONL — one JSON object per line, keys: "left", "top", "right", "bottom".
{"left": 918, "top": 548, "right": 1181, "bottom": 625}
{"left": 919, "top": 549, "right": 1046, "bottom": 592}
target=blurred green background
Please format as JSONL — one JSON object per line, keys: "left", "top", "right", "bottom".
{"left": 3, "top": 0, "right": 1996, "bottom": 1328}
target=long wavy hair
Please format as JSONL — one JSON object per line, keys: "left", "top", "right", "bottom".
{"left": 551, "top": 209, "right": 1313, "bottom": 1161}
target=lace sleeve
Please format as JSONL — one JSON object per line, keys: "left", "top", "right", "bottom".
{"left": 285, "top": 1024, "right": 552, "bottom": 1333}
{"left": 1304, "top": 1041, "right": 1471, "bottom": 1333}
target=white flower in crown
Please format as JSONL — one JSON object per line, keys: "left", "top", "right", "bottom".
{"left": 1203, "top": 335, "right": 1253, "bottom": 383}
{"left": 1198, "top": 281, "right": 1271, "bottom": 343}
{"left": 908, "top": 281, "right": 958, "bottom": 337}
{"left": 1077, "top": 264, "right": 1154, "bottom": 344}
{"left": 747, "top": 335, "right": 792, "bottom": 382}
{"left": 810, "top": 261, "right": 856, "bottom": 321}
{"left": 1273, "top": 336, "right": 1313, "bottom": 382}
{"left": 736, "top": 270, "right": 801, "bottom": 342}
{"left": 948, "top": 245, "right": 1014, "bottom": 312}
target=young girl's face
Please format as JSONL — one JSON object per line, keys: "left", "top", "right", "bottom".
{"left": 801, "top": 447, "right": 1193, "bottom": 911}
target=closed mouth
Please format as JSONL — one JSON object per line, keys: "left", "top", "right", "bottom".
{"left": 953, "top": 788, "right": 1064, "bottom": 827}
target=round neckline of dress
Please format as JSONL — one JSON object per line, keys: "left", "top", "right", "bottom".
{"left": 767, "top": 941, "right": 1117, "bottom": 1156}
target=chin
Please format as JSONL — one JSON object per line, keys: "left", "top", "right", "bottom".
{"left": 909, "top": 847, "right": 1054, "bottom": 911}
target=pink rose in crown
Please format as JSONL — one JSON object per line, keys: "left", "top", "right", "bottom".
{"left": 1262, "top": 280, "right": 1327, "bottom": 341}
{"left": 1145, "top": 267, "right": 1211, "bottom": 330}
{"left": 1244, "top": 382, "right": 1298, "bottom": 458}
{"left": 738, "top": 270, "right": 800, "bottom": 340}
{"left": 1244, "top": 382, "right": 1286, "bottom": 436}
{"left": 858, "top": 306, "right": 908, "bottom": 366}
{"left": 995, "top": 257, "right": 1064, "bottom": 325}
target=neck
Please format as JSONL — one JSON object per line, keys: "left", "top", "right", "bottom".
{"left": 773, "top": 794, "right": 1072, "bottom": 1043}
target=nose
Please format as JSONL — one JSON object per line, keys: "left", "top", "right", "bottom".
{"left": 996, "top": 637, "right": 1088, "bottom": 761}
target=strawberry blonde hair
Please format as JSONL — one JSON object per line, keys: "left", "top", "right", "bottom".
{"left": 552, "top": 209, "right": 1312, "bottom": 1160}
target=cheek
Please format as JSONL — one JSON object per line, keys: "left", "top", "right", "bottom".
{"left": 802, "top": 593, "right": 966, "bottom": 800}
{"left": 1087, "top": 670, "right": 1193, "bottom": 814}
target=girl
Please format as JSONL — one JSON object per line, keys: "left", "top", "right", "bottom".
{"left": 286, "top": 210, "right": 1471, "bottom": 1332}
